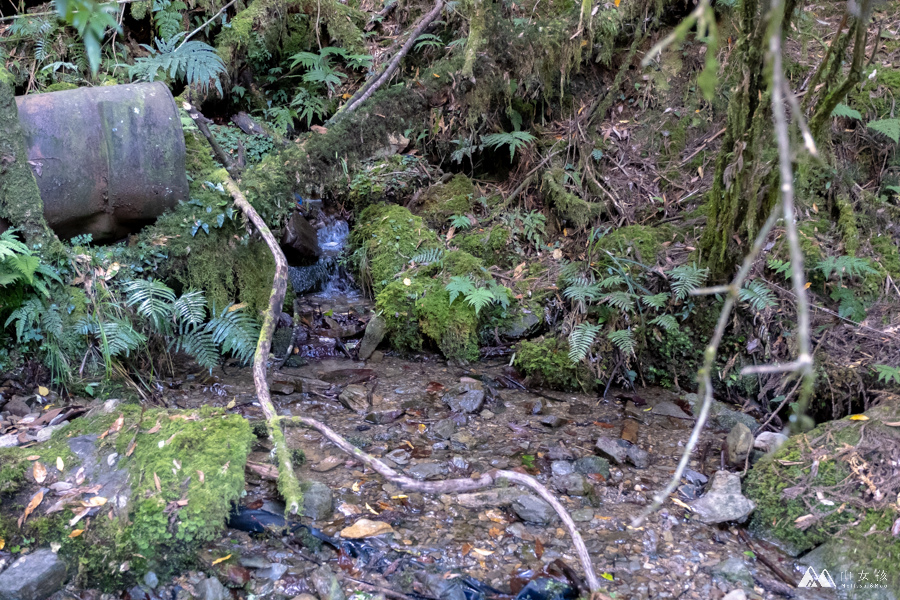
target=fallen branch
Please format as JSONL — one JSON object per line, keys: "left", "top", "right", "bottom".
{"left": 334, "top": 0, "right": 444, "bottom": 121}
{"left": 185, "top": 102, "right": 304, "bottom": 515}
{"left": 285, "top": 415, "right": 610, "bottom": 598}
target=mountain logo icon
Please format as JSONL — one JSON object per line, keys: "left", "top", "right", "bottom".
{"left": 798, "top": 567, "right": 836, "bottom": 588}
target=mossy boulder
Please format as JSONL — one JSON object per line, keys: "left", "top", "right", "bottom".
{"left": 513, "top": 337, "right": 593, "bottom": 391}
{"left": 350, "top": 203, "right": 442, "bottom": 295}
{"left": 0, "top": 403, "right": 253, "bottom": 591}
{"left": 744, "top": 403, "right": 900, "bottom": 593}
{"left": 418, "top": 174, "right": 476, "bottom": 227}
{"left": 593, "top": 224, "right": 670, "bottom": 267}
{"left": 454, "top": 225, "right": 513, "bottom": 267}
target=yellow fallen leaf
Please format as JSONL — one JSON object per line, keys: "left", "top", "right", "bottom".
{"left": 472, "top": 548, "right": 494, "bottom": 556}
{"left": 38, "top": 386, "right": 50, "bottom": 396}
{"left": 848, "top": 415, "right": 869, "bottom": 421}
{"left": 365, "top": 503, "right": 379, "bottom": 515}
{"left": 391, "top": 494, "right": 408, "bottom": 499}
{"left": 33, "top": 462, "right": 47, "bottom": 484}
{"left": 211, "top": 554, "right": 232, "bottom": 565}
{"left": 417, "top": 424, "right": 426, "bottom": 433}
{"left": 69, "top": 529, "right": 84, "bottom": 538}
{"left": 671, "top": 497, "right": 693, "bottom": 511}
{"left": 225, "top": 399, "right": 236, "bottom": 410}
{"left": 85, "top": 496, "right": 108, "bottom": 507}
{"left": 351, "top": 480, "right": 361, "bottom": 492}
{"left": 19, "top": 489, "right": 44, "bottom": 528}
{"left": 601, "top": 573, "right": 614, "bottom": 581}
{"left": 57, "top": 456, "right": 64, "bottom": 471}
{"left": 0, "top": 538, "right": 4, "bottom": 550}
{"left": 804, "top": 282, "right": 812, "bottom": 289}
{"left": 613, "top": 0, "right": 620, "bottom": 6}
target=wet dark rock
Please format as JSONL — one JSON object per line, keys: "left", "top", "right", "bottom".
{"left": 320, "top": 369, "right": 376, "bottom": 385}
{"left": 450, "top": 455, "right": 469, "bottom": 470}
{"left": 128, "top": 585, "right": 149, "bottom": 600}
{"left": 417, "top": 572, "right": 467, "bottom": 600}
{"left": 551, "top": 473, "right": 590, "bottom": 496}
{"left": 550, "top": 460, "right": 574, "bottom": 476}
{"left": 4, "top": 396, "right": 31, "bottom": 416}
{"left": 339, "top": 385, "right": 369, "bottom": 413}
{"left": 442, "top": 381, "right": 485, "bottom": 413}
{"left": 530, "top": 400, "right": 543, "bottom": 415}
{"left": 385, "top": 449, "right": 411, "bottom": 465}
{"left": 574, "top": 456, "right": 610, "bottom": 478}
{"left": 539, "top": 415, "right": 567, "bottom": 428}
{"left": 710, "top": 556, "right": 754, "bottom": 588}
{"left": 302, "top": 480, "right": 334, "bottom": 520}
{"left": 514, "top": 577, "right": 576, "bottom": 600}
{"left": 547, "top": 445, "right": 574, "bottom": 461}
{"left": 500, "top": 309, "right": 541, "bottom": 340}
{"left": 511, "top": 494, "right": 557, "bottom": 524}
{"left": 726, "top": 422, "right": 753, "bottom": 466}
{"left": 281, "top": 211, "right": 321, "bottom": 265}
{"left": 195, "top": 576, "right": 228, "bottom": 600}
{"left": 0, "top": 548, "right": 67, "bottom": 600}
{"left": 408, "top": 461, "right": 447, "bottom": 480}
{"left": 256, "top": 562, "right": 288, "bottom": 581}
{"left": 625, "top": 444, "right": 650, "bottom": 469}
{"left": 571, "top": 508, "right": 593, "bottom": 521}
{"left": 364, "top": 408, "right": 405, "bottom": 424}
{"left": 358, "top": 315, "right": 387, "bottom": 360}
{"left": 682, "top": 469, "right": 708, "bottom": 486}
{"left": 240, "top": 556, "right": 271, "bottom": 569}
{"left": 650, "top": 400, "right": 692, "bottom": 419}
{"left": 594, "top": 436, "right": 628, "bottom": 464}
{"left": 271, "top": 382, "right": 296, "bottom": 395}
{"left": 689, "top": 470, "right": 755, "bottom": 524}
{"left": 221, "top": 564, "right": 252, "bottom": 586}
{"left": 311, "top": 565, "right": 345, "bottom": 600}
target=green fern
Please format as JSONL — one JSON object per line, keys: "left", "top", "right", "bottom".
{"left": 766, "top": 257, "right": 793, "bottom": 278}
{"left": 649, "top": 314, "right": 679, "bottom": 332}
{"left": 867, "top": 118, "right": 900, "bottom": 143}
{"left": 831, "top": 103, "right": 862, "bottom": 120}
{"left": 123, "top": 279, "right": 177, "bottom": 331}
{"left": 449, "top": 214, "right": 473, "bottom": 229}
{"left": 739, "top": 280, "right": 777, "bottom": 311}
{"left": 815, "top": 255, "right": 878, "bottom": 285}
{"left": 591, "top": 148, "right": 604, "bottom": 161}
{"left": 481, "top": 130, "right": 536, "bottom": 162}
{"left": 568, "top": 322, "right": 602, "bottom": 363}
{"left": 608, "top": 329, "right": 636, "bottom": 355}
{"left": 414, "top": 33, "right": 444, "bottom": 50}
{"left": 602, "top": 291, "right": 635, "bottom": 312}
{"left": 667, "top": 263, "right": 708, "bottom": 300}
{"left": 409, "top": 248, "right": 445, "bottom": 266}
{"left": 828, "top": 286, "right": 868, "bottom": 322}
{"left": 872, "top": 364, "right": 900, "bottom": 386}
{"left": 130, "top": 35, "right": 225, "bottom": 94}
{"left": 445, "top": 275, "right": 509, "bottom": 315}
{"left": 640, "top": 292, "right": 669, "bottom": 309}
{"left": 206, "top": 305, "right": 259, "bottom": 366}
{"left": 289, "top": 49, "right": 347, "bottom": 91}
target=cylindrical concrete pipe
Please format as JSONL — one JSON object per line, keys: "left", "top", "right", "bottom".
{"left": 12, "top": 82, "right": 188, "bottom": 242}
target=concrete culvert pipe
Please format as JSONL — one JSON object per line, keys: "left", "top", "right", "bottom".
{"left": 11, "top": 82, "right": 188, "bottom": 243}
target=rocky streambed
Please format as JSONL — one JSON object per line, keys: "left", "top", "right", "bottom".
{"left": 0, "top": 355, "right": 896, "bottom": 600}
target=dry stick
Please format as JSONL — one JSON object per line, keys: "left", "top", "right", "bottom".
{"left": 632, "top": 205, "right": 784, "bottom": 527}
{"left": 770, "top": 0, "right": 815, "bottom": 419}
{"left": 285, "top": 416, "right": 610, "bottom": 598}
{"left": 185, "top": 103, "right": 304, "bottom": 514}
{"left": 176, "top": 0, "right": 240, "bottom": 50}
{"left": 334, "top": 0, "right": 444, "bottom": 121}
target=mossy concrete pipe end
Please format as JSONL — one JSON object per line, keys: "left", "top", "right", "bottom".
{"left": 8, "top": 82, "right": 188, "bottom": 243}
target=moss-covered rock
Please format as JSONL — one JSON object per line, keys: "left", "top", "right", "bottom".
{"left": 418, "top": 174, "right": 476, "bottom": 227}
{"left": 0, "top": 403, "right": 253, "bottom": 591}
{"left": 593, "top": 224, "right": 670, "bottom": 267}
{"left": 454, "top": 225, "right": 513, "bottom": 267}
{"left": 514, "top": 337, "right": 593, "bottom": 391}
{"left": 744, "top": 403, "right": 900, "bottom": 590}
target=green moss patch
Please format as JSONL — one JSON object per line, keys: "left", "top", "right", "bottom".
{"left": 419, "top": 174, "right": 476, "bottom": 227}
{"left": 0, "top": 404, "right": 253, "bottom": 590}
{"left": 745, "top": 403, "right": 900, "bottom": 573}
{"left": 514, "top": 337, "right": 593, "bottom": 391}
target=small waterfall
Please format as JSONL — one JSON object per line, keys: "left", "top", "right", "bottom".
{"left": 288, "top": 219, "right": 358, "bottom": 298}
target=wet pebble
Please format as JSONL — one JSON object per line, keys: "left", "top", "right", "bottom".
{"left": 550, "top": 460, "right": 574, "bottom": 476}
{"left": 385, "top": 449, "right": 410, "bottom": 465}
{"left": 407, "top": 461, "right": 447, "bottom": 480}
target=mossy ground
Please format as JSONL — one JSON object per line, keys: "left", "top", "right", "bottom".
{"left": 418, "top": 174, "right": 476, "bottom": 227}
{"left": 744, "top": 403, "right": 900, "bottom": 581}
{"left": 514, "top": 337, "right": 593, "bottom": 391}
{"left": 0, "top": 403, "right": 253, "bottom": 590}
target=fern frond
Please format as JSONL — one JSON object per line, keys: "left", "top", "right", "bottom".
{"left": 602, "top": 291, "right": 635, "bottom": 312}
{"left": 668, "top": 263, "right": 708, "bottom": 300}
{"left": 123, "top": 279, "right": 176, "bottom": 330}
{"left": 608, "top": 328, "right": 636, "bottom": 355}
{"left": 867, "top": 118, "right": 900, "bottom": 143}
{"left": 130, "top": 37, "right": 225, "bottom": 94}
{"left": 649, "top": 314, "right": 679, "bottom": 332}
{"left": 481, "top": 130, "right": 536, "bottom": 162}
{"left": 872, "top": 364, "right": 900, "bottom": 385}
{"left": 177, "top": 327, "right": 219, "bottom": 371}
{"left": 641, "top": 292, "right": 669, "bottom": 309}
{"left": 446, "top": 275, "right": 476, "bottom": 305}
{"left": 568, "top": 322, "right": 602, "bottom": 363}
{"left": 598, "top": 275, "right": 625, "bottom": 290}
{"left": 739, "top": 280, "right": 777, "bottom": 311}
{"left": 207, "top": 306, "right": 258, "bottom": 365}
{"left": 410, "top": 248, "right": 444, "bottom": 266}
{"left": 173, "top": 290, "right": 207, "bottom": 329}
{"left": 831, "top": 103, "right": 862, "bottom": 120}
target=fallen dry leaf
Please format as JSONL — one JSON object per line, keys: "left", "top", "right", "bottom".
{"left": 126, "top": 441, "right": 136, "bottom": 457}
{"left": 19, "top": 489, "right": 44, "bottom": 528}
{"left": 147, "top": 420, "right": 161, "bottom": 434}
{"left": 75, "top": 466, "right": 85, "bottom": 485}
{"left": 69, "top": 529, "right": 84, "bottom": 538}
{"left": 211, "top": 554, "right": 232, "bottom": 566}
{"left": 111, "top": 413, "right": 125, "bottom": 432}
{"left": 68, "top": 506, "right": 90, "bottom": 528}
{"left": 56, "top": 456, "right": 64, "bottom": 471}
{"left": 197, "top": 470, "right": 205, "bottom": 483}
{"left": 154, "top": 472, "right": 161, "bottom": 493}
{"left": 173, "top": 459, "right": 182, "bottom": 470}
{"left": 472, "top": 548, "right": 494, "bottom": 557}
{"left": 461, "top": 543, "right": 472, "bottom": 556}
{"left": 26, "top": 455, "right": 40, "bottom": 461}
{"left": 488, "top": 527, "right": 503, "bottom": 539}
{"left": 883, "top": 421, "right": 900, "bottom": 427}
{"left": 848, "top": 415, "right": 869, "bottom": 421}
{"left": 535, "top": 538, "right": 544, "bottom": 559}
{"left": 340, "top": 518, "right": 395, "bottom": 539}
{"left": 33, "top": 462, "right": 47, "bottom": 484}
{"left": 38, "top": 386, "right": 50, "bottom": 396}
{"left": 84, "top": 496, "right": 108, "bottom": 507}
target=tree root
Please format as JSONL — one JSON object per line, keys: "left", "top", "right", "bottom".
{"left": 283, "top": 415, "right": 610, "bottom": 597}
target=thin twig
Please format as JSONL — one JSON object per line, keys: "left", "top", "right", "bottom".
{"left": 176, "top": 0, "right": 240, "bottom": 50}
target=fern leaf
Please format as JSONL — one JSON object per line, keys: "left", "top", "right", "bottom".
{"left": 464, "top": 287, "right": 494, "bottom": 315}
{"left": 831, "top": 103, "right": 862, "bottom": 120}
{"left": 872, "top": 364, "right": 900, "bottom": 385}
{"left": 668, "top": 264, "right": 708, "bottom": 300}
{"left": 410, "top": 248, "right": 444, "bottom": 265}
{"left": 123, "top": 279, "right": 175, "bottom": 330}
{"left": 739, "top": 280, "right": 777, "bottom": 311}
{"left": 608, "top": 329, "right": 636, "bottom": 355}
{"left": 641, "top": 292, "right": 670, "bottom": 309}
{"left": 446, "top": 276, "right": 475, "bottom": 305}
{"left": 568, "top": 322, "right": 602, "bottom": 363}
{"left": 602, "top": 291, "right": 635, "bottom": 312}
{"left": 867, "top": 118, "right": 900, "bottom": 143}
{"left": 649, "top": 314, "right": 679, "bottom": 332}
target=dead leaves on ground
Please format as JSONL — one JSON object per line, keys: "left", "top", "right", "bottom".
{"left": 18, "top": 489, "right": 44, "bottom": 528}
